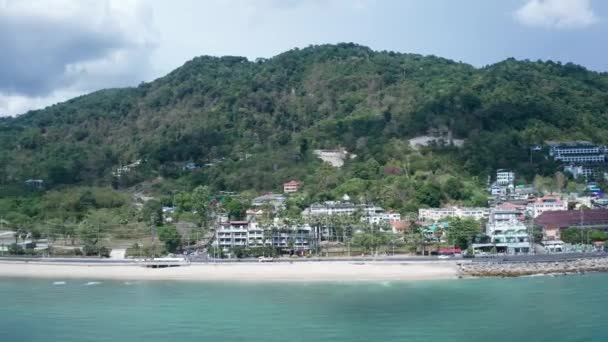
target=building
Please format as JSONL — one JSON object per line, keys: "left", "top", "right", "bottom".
{"left": 473, "top": 204, "right": 530, "bottom": 254}
{"left": 302, "top": 200, "right": 400, "bottom": 226}
{"left": 548, "top": 141, "right": 605, "bottom": 162}
{"left": 535, "top": 209, "right": 608, "bottom": 241}
{"left": 24, "top": 179, "right": 44, "bottom": 190}
{"left": 182, "top": 162, "right": 199, "bottom": 171}
{"left": 390, "top": 220, "right": 410, "bottom": 234}
{"left": 526, "top": 196, "right": 568, "bottom": 218}
{"left": 251, "top": 193, "right": 287, "bottom": 210}
{"left": 418, "top": 207, "right": 489, "bottom": 222}
{"left": 313, "top": 149, "right": 355, "bottom": 168}
{"left": 564, "top": 165, "right": 597, "bottom": 180}
{"left": 490, "top": 185, "right": 506, "bottom": 197}
{"left": 283, "top": 180, "right": 302, "bottom": 193}
{"left": 496, "top": 169, "right": 515, "bottom": 186}
{"left": 486, "top": 220, "right": 531, "bottom": 254}
{"left": 547, "top": 142, "right": 607, "bottom": 180}
{"left": 513, "top": 185, "right": 536, "bottom": 199}
{"left": 112, "top": 159, "right": 142, "bottom": 177}
{"left": 215, "top": 221, "right": 249, "bottom": 249}
{"left": 213, "top": 220, "right": 313, "bottom": 252}
{"left": 490, "top": 203, "right": 526, "bottom": 224}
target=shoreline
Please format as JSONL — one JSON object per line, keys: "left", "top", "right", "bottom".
{"left": 0, "top": 260, "right": 460, "bottom": 282}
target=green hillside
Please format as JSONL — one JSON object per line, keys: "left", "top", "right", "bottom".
{"left": 1, "top": 43, "right": 608, "bottom": 219}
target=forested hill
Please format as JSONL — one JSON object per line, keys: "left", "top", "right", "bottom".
{"left": 1, "top": 43, "right": 608, "bottom": 205}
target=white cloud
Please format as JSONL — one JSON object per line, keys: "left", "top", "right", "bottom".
{"left": 0, "top": 0, "right": 158, "bottom": 116}
{"left": 514, "top": 0, "right": 598, "bottom": 29}
{"left": 0, "top": 90, "right": 83, "bottom": 117}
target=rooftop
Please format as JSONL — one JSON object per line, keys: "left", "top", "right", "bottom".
{"left": 284, "top": 180, "right": 302, "bottom": 185}
{"left": 535, "top": 209, "right": 608, "bottom": 227}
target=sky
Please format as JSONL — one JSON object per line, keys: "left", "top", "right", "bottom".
{"left": 0, "top": 0, "right": 606, "bottom": 116}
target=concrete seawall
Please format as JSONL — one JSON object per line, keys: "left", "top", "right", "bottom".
{"left": 459, "top": 257, "right": 608, "bottom": 277}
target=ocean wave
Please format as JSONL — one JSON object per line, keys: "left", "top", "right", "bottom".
{"left": 52, "top": 281, "right": 66, "bottom": 285}
{"left": 83, "top": 281, "right": 102, "bottom": 286}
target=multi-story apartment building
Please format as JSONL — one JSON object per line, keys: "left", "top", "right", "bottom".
{"left": 473, "top": 204, "right": 530, "bottom": 255}
{"left": 213, "top": 220, "right": 313, "bottom": 251}
{"left": 549, "top": 142, "right": 603, "bottom": 158}
{"left": 547, "top": 142, "right": 607, "bottom": 180}
{"left": 303, "top": 201, "right": 401, "bottom": 225}
{"left": 486, "top": 220, "right": 531, "bottom": 254}
{"left": 418, "top": 207, "right": 490, "bottom": 222}
{"left": 549, "top": 141, "right": 605, "bottom": 165}
{"left": 489, "top": 203, "right": 526, "bottom": 224}
{"left": 496, "top": 169, "right": 515, "bottom": 186}
{"left": 526, "top": 196, "right": 568, "bottom": 218}
{"left": 215, "top": 221, "right": 249, "bottom": 250}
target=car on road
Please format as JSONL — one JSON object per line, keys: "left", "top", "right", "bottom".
{"left": 438, "top": 255, "right": 451, "bottom": 259}
{"left": 258, "top": 256, "right": 274, "bottom": 263}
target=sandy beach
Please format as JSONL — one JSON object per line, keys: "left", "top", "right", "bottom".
{"left": 0, "top": 261, "right": 459, "bottom": 282}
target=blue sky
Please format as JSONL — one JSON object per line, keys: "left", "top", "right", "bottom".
{"left": 0, "top": 0, "right": 605, "bottom": 116}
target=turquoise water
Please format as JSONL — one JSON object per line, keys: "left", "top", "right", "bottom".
{"left": 1, "top": 274, "right": 606, "bottom": 342}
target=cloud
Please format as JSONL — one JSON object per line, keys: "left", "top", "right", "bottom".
{"left": 514, "top": 0, "right": 598, "bottom": 29}
{"left": 0, "top": 0, "right": 157, "bottom": 116}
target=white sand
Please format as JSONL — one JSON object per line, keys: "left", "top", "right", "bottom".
{"left": 0, "top": 261, "right": 459, "bottom": 282}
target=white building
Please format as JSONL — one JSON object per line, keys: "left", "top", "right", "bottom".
{"left": 302, "top": 200, "right": 401, "bottom": 226}
{"left": 490, "top": 185, "right": 506, "bottom": 197}
{"left": 473, "top": 205, "right": 530, "bottom": 255}
{"left": 213, "top": 220, "right": 313, "bottom": 251}
{"left": 496, "top": 169, "right": 515, "bottom": 186}
{"left": 486, "top": 220, "right": 531, "bottom": 254}
{"left": 418, "top": 207, "right": 489, "bottom": 222}
{"left": 526, "top": 196, "right": 568, "bottom": 218}
{"left": 549, "top": 142, "right": 606, "bottom": 163}
{"left": 215, "top": 221, "right": 249, "bottom": 249}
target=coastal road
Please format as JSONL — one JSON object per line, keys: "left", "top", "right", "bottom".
{"left": 1, "top": 252, "right": 607, "bottom": 265}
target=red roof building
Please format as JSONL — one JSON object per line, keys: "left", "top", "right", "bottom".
{"left": 534, "top": 209, "right": 608, "bottom": 240}
{"left": 283, "top": 180, "right": 302, "bottom": 193}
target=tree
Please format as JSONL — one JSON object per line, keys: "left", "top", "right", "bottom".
{"left": 142, "top": 199, "right": 163, "bottom": 226}
{"left": 174, "top": 191, "right": 193, "bottom": 212}
{"left": 415, "top": 182, "right": 443, "bottom": 207}
{"left": 224, "top": 198, "right": 246, "bottom": 220}
{"left": 560, "top": 227, "right": 581, "bottom": 244}
{"left": 554, "top": 171, "right": 566, "bottom": 193}
{"left": 7, "top": 243, "right": 25, "bottom": 255}
{"left": 157, "top": 225, "right": 182, "bottom": 253}
{"left": 589, "top": 229, "right": 607, "bottom": 242}
{"left": 351, "top": 226, "right": 391, "bottom": 255}
{"left": 191, "top": 186, "right": 212, "bottom": 228}
{"left": 532, "top": 225, "right": 544, "bottom": 243}
{"left": 77, "top": 209, "right": 117, "bottom": 256}
{"left": 443, "top": 177, "right": 466, "bottom": 201}
{"left": 447, "top": 218, "right": 481, "bottom": 250}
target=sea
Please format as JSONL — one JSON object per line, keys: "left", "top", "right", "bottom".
{"left": 1, "top": 274, "right": 606, "bottom": 342}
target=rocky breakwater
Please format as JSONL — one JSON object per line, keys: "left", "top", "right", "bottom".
{"left": 459, "top": 258, "right": 608, "bottom": 278}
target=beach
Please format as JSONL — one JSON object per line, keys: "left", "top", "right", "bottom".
{"left": 0, "top": 260, "right": 459, "bottom": 282}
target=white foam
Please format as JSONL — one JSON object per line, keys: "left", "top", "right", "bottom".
{"left": 84, "top": 281, "right": 102, "bottom": 286}
{"left": 53, "top": 281, "right": 66, "bottom": 285}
